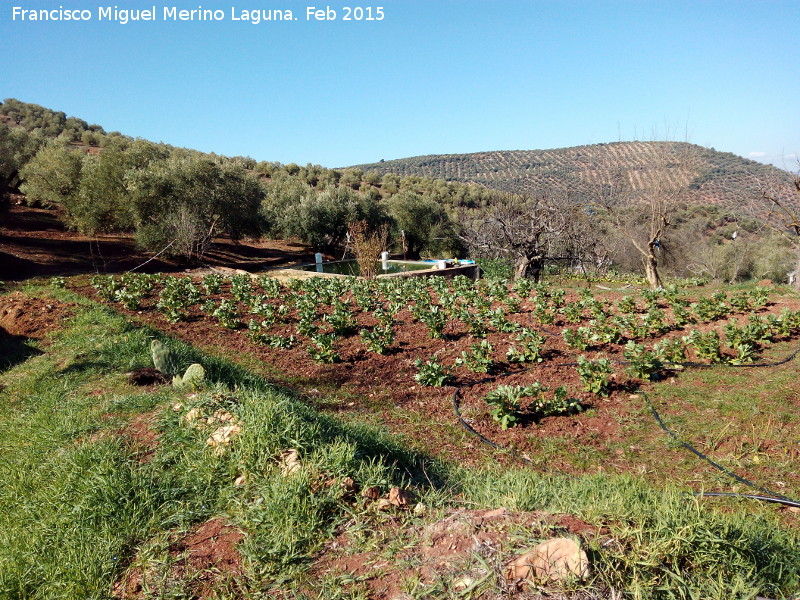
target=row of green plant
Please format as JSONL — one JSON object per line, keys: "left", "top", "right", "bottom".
{"left": 91, "top": 274, "right": 775, "bottom": 349}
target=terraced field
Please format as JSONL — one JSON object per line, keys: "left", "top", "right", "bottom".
{"left": 353, "top": 142, "right": 797, "bottom": 216}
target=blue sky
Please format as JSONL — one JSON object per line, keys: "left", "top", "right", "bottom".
{"left": 2, "top": 0, "right": 798, "bottom": 169}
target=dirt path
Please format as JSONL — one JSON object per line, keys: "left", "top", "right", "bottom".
{"left": 0, "top": 203, "right": 317, "bottom": 281}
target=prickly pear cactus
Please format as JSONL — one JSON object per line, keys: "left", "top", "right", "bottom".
{"left": 173, "top": 363, "right": 206, "bottom": 390}
{"left": 150, "top": 339, "right": 178, "bottom": 375}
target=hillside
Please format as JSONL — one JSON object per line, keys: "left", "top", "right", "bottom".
{"left": 352, "top": 142, "right": 796, "bottom": 212}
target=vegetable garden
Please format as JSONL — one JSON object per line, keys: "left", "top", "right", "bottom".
{"left": 82, "top": 272, "right": 800, "bottom": 502}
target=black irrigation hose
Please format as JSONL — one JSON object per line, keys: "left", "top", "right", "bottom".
{"left": 637, "top": 388, "right": 799, "bottom": 506}
{"left": 451, "top": 341, "right": 800, "bottom": 509}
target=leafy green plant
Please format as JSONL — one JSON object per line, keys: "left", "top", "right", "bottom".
{"left": 156, "top": 276, "right": 200, "bottom": 323}
{"left": 749, "top": 288, "right": 769, "bottom": 309}
{"left": 455, "top": 340, "right": 495, "bottom": 374}
{"left": 536, "top": 385, "right": 582, "bottom": 418}
{"left": 201, "top": 273, "right": 224, "bottom": 295}
{"left": 459, "top": 309, "right": 489, "bottom": 337}
{"left": 623, "top": 341, "right": 663, "bottom": 381}
{"left": 484, "top": 384, "right": 530, "bottom": 429}
{"left": 257, "top": 275, "right": 283, "bottom": 297}
{"left": 653, "top": 337, "right": 687, "bottom": 364}
{"left": 562, "top": 327, "right": 592, "bottom": 351}
{"left": 670, "top": 302, "right": 693, "bottom": 327}
{"left": 506, "top": 328, "right": 546, "bottom": 363}
{"left": 616, "top": 296, "right": 638, "bottom": 314}
{"left": 561, "top": 302, "right": 583, "bottom": 324}
{"left": 359, "top": 324, "right": 395, "bottom": 355}
{"left": 228, "top": 274, "right": 253, "bottom": 302}
{"left": 324, "top": 303, "right": 356, "bottom": 337}
{"left": 642, "top": 306, "right": 670, "bottom": 335}
{"left": 487, "top": 307, "right": 519, "bottom": 333}
{"left": 576, "top": 356, "right": 613, "bottom": 397}
{"left": 420, "top": 305, "right": 447, "bottom": 339}
{"left": 413, "top": 356, "right": 453, "bottom": 387}
{"left": 588, "top": 316, "right": 623, "bottom": 344}
{"left": 212, "top": 299, "right": 240, "bottom": 329}
{"left": 692, "top": 297, "right": 730, "bottom": 322}
{"left": 307, "top": 333, "right": 340, "bottom": 363}
{"left": 683, "top": 329, "right": 723, "bottom": 363}
{"left": 91, "top": 274, "right": 122, "bottom": 302}
{"left": 729, "top": 292, "right": 751, "bottom": 312}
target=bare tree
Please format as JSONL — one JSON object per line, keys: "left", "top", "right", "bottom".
{"left": 754, "top": 164, "right": 800, "bottom": 287}
{"left": 457, "top": 188, "right": 594, "bottom": 280}
{"left": 589, "top": 141, "right": 698, "bottom": 288}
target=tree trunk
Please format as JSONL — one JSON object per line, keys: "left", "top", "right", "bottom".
{"left": 644, "top": 253, "right": 662, "bottom": 289}
{"left": 514, "top": 255, "right": 543, "bottom": 281}
{"left": 792, "top": 248, "right": 800, "bottom": 290}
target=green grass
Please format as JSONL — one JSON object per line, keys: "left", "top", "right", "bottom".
{"left": 1, "top": 283, "right": 799, "bottom": 598}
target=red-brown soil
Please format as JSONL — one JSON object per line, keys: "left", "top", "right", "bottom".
{"left": 0, "top": 203, "right": 318, "bottom": 281}
{"left": 0, "top": 290, "right": 76, "bottom": 338}
{"left": 113, "top": 518, "right": 244, "bottom": 599}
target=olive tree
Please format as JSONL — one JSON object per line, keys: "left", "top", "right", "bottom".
{"left": 384, "top": 191, "right": 458, "bottom": 258}
{"left": 458, "top": 188, "right": 591, "bottom": 280}
{"left": 127, "top": 156, "right": 264, "bottom": 262}
{"left": 18, "top": 139, "right": 82, "bottom": 208}
{"left": 754, "top": 164, "right": 800, "bottom": 288}
{"left": 70, "top": 139, "right": 168, "bottom": 233}
{"left": 589, "top": 141, "right": 698, "bottom": 288}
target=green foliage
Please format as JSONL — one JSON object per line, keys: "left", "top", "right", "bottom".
{"left": 454, "top": 340, "right": 495, "bottom": 374}
{"left": 562, "top": 327, "right": 592, "bottom": 351}
{"left": 280, "top": 186, "right": 382, "bottom": 251}
{"left": 307, "top": 333, "right": 340, "bottom": 363}
{"left": 653, "top": 337, "right": 687, "bottom": 364}
{"left": 156, "top": 276, "right": 200, "bottom": 323}
{"left": 419, "top": 304, "right": 447, "bottom": 339}
{"left": 0, "top": 122, "right": 44, "bottom": 181}
{"left": 90, "top": 274, "right": 122, "bottom": 302}
{"left": 129, "top": 154, "right": 264, "bottom": 261}
{"left": 359, "top": 324, "right": 394, "bottom": 355}
{"left": 477, "top": 258, "right": 514, "bottom": 280}
{"left": 484, "top": 384, "right": 529, "bottom": 429}
{"left": 413, "top": 356, "right": 453, "bottom": 387}
{"left": 616, "top": 296, "right": 638, "bottom": 314}
{"left": 324, "top": 303, "right": 357, "bottom": 337}
{"left": 384, "top": 190, "right": 459, "bottom": 258}
{"left": 201, "top": 273, "right": 224, "bottom": 295}
{"left": 228, "top": 274, "right": 253, "bottom": 302}
{"left": 691, "top": 296, "right": 729, "bottom": 322}
{"left": 506, "top": 328, "right": 546, "bottom": 363}
{"left": 576, "top": 356, "right": 613, "bottom": 397}
{"left": 683, "top": 329, "right": 723, "bottom": 363}
{"left": 18, "top": 140, "right": 83, "bottom": 209}
{"left": 557, "top": 301, "right": 581, "bottom": 324}
{"left": 484, "top": 383, "right": 581, "bottom": 429}
{"left": 211, "top": 299, "right": 240, "bottom": 329}
{"left": 623, "top": 341, "right": 663, "bottom": 381}
{"left": 172, "top": 363, "right": 206, "bottom": 390}
{"left": 150, "top": 339, "right": 179, "bottom": 375}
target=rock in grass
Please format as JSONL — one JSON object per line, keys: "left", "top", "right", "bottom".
{"left": 280, "top": 449, "right": 302, "bottom": 476}
{"left": 505, "top": 537, "right": 590, "bottom": 585}
{"left": 388, "top": 487, "right": 412, "bottom": 508}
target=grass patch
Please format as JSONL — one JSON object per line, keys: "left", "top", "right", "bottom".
{"left": 1, "top": 283, "right": 799, "bottom": 598}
